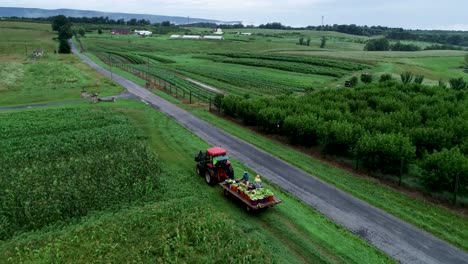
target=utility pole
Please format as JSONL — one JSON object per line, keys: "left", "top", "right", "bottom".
{"left": 321, "top": 16, "right": 324, "bottom": 29}
{"left": 187, "top": 16, "right": 190, "bottom": 25}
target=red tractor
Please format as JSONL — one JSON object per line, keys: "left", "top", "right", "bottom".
{"left": 195, "top": 147, "right": 234, "bottom": 186}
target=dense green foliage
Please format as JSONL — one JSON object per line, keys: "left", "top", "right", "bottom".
{"left": 449, "top": 77, "right": 467, "bottom": 90}
{"left": 390, "top": 42, "right": 421, "bottom": 51}
{"left": 364, "top": 38, "right": 390, "bottom": 51}
{"left": 379, "top": 73, "right": 393, "bottom": 83}
{"left": 360, "top": 73, "right": 373, "bottom": 83}
{"left": 1, "top": 200, "right": 271, "bottom": 263}
{"left": 400, "top": 72, "right": 414, "bottom": 84}
{"left": 0, "top": 108, "right": 160, "bottom": 239}
{"left": 421, "top": 148, "right": 468, "bottom": 192}
{"left": 221, "top": 82, "right": 468, "bottom": 194}
{"left": 58, "top": 39, "right": 71, "bottom": 53}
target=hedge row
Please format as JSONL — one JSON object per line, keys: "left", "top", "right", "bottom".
{"left": 221, "top": 82, "right": 468, "bottom": 193}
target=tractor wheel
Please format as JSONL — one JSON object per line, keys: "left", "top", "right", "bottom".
{"left": 196, "top": 165, "right": 203, "bottom": 176}
{"left": 227, "top": 164, "right": 234, "bottom": 179}
{"left": 205, "top": 169, "right": 215, "bottom": 186}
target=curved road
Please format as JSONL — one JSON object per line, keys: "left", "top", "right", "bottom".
{"left": 72, "top": 43, "right": 468, "bottom": 264}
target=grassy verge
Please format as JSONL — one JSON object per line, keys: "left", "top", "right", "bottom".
{"left": 0, "top": 100, "right": 393, "bottom": 263}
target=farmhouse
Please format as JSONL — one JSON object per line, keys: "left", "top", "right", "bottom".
{"left": 203, "top": 35, "right": 224, "bottom": 40}
{"left": 213, "top": 28, "right": 224, "bottom": 35}
{"left": 111, "top": 28, "right": 132, "bottom": 35}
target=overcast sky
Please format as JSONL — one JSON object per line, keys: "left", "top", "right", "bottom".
{"left": 2, "top": 0, "right": 468, "bottom": 30}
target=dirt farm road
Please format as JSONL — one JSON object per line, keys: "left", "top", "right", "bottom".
{"left": 72, "top": 43, "right": 468, "bottom": 264}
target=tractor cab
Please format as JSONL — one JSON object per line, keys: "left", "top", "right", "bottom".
{"left": 195, "top": 147, "right": 234, "bottom": 185}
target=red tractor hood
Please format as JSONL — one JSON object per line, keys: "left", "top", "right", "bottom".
{"left": 207, "top": 147, "right": 227, "bottom": 156}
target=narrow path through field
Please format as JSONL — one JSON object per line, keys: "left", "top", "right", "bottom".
{"left": 71, "top": 42, "right": 468, "bottom": 264}
{"left": 182, "top": 77, "right": 226, "bottom": 94}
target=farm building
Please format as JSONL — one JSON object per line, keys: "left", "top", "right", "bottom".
{"left": 170, "top": 35, "right": 182, "bottom": 38}
{"left": 182, "top": 35, "right": 202, "bottom": 39}
{"left": 134, "top": 30, "right": 152, "bottom": 36}
{"left": 203, "top": 36, "right": 224, "bottom": 40}
{"left": 111, "top": 28, "right": 132, "bottom": 35}
{"left": 239, "top": 32, "right": 252, "bottom": 36}
{"left": 213, "top": 28, "right": 224, "bottom": 35}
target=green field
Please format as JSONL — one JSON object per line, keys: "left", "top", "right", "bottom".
{"left": 0, "top": 21, "right": 122, "bottom": 107}
{"left": 0, "top": 101, "right": 393, "bottom": 263}
{"left": 2, "top": 20, "right": 468, "bottom": 262}
{"left": 79, "top": 25, "right": 468, "bottom": 251}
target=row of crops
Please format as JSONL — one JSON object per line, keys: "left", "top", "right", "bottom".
{"left": 0, "top": 108, "right": 160, "bottom": 240}
{"left": 173, "top": 64, "right": 314, "bottom": 95}
{"left": 130, "top": 64, "right": 218, "bottom": 102}
{"left": 211, "top": 53, "right": 370, "bottom": 71}
{"left": 208, "top": 56, "right": 347, "bottom": 77}
{"left": 93, "top": 50, "right": 175, "bottom": 66}
{"left": 220, "top": 82, "right": 468, "bottom": 195}
{"left": 201, "top": 53, "right": 371, "bottom": 77}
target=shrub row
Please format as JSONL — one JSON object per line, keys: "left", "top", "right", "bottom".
{"left": 221, "top": 82, "right": 468, "bottom": 194}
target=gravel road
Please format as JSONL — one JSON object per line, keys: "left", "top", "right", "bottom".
{"left": 72, "top": 42, "right": 468, "bottom": 264}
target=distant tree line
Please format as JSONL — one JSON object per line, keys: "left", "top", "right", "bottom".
{"left": 364, "top": 37, "right": 468, "bottom": 51}
{"left": 258, "top": 22, "right": 290, "bottom": 30}
{"left": 4, "top": 16, "right": 151, "bottom": 26}
{"left": 184, "top": 22, "right": 245, "bottom": 29}
{"left": 5, "top": 15, "right": 468, "bottom": 46}
{"left": 305, "top": 24, "right": 468, "bottom": 47}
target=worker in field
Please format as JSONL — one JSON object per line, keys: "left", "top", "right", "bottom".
{"left": 238, "top": 171, "right": 250, "bottom": 185}
{"left": 254, "top": 175, "right": 263, "bottom": 189}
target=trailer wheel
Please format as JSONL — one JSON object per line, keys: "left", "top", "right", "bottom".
{"left": 205, "top": 169, "right": 215, "bottom": 186}
{"left": 223, "top": 189, "right": 230, "bottom": 198}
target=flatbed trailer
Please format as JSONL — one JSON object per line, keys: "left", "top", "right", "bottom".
{"left": 219, "top": 182, "right": 281, "bottom": 212}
